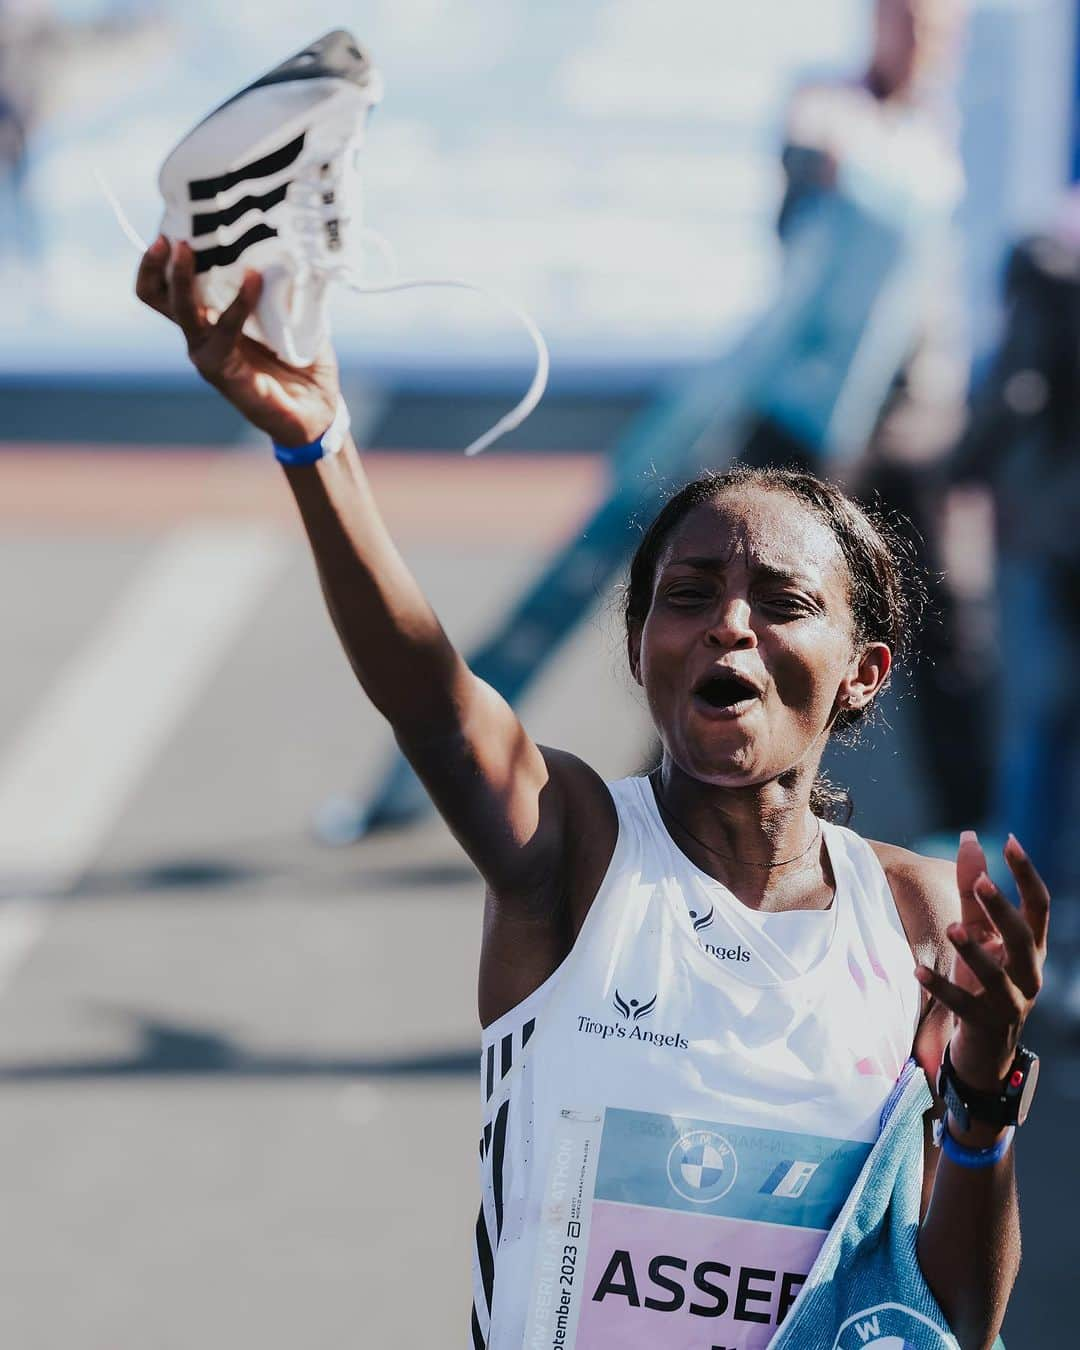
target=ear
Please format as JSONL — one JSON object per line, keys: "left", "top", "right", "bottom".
{"left": 627, "top": 620, "right": 644, "bottom": 687}
{"left": 835, "top": 641, "right": 891, "bottom": 714}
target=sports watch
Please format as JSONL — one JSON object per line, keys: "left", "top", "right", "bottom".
{"left": 937, "top": 1040, "right": 1039, "bottom": 1132}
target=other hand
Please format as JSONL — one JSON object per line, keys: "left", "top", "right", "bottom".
{"left": 916, "top": 831, "right": 1049, "bottom": 1093}
{"left": 135, "top": 236, "right": 340, "bottom": 447}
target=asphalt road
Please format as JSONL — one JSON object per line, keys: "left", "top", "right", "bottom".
{"left": 0, "top": 446, "right": 1074, "bottom": 1348}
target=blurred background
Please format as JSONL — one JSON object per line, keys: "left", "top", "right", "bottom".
{"left": 2, "top": 0, "right": 1079, "bottom": 1344}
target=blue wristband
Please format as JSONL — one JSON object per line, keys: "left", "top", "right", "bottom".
{"left": 272, "top": 397, "right": 351, "bottom": 466}
{"left": 938, "top": 1116, "right": 1015, "bottom": 1169}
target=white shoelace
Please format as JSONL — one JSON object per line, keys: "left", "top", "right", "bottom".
{"left": 336, "top": 275, "right": 549, "bottom": 456}
{"left": 98, "top": 166, "right": 550, "bottom": 457}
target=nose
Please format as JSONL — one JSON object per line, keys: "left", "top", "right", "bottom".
{"left": 705, "top": 597, "right": 756, "bottom": 649}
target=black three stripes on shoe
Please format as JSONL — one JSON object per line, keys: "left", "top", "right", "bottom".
{"left": 191, "top": 224, "right": 279, "bottom": 274}
{"left": 186, "top": 133, "right": 307, "bottom": 274}
{"left": 188, "top": 131, "right": 306, "bottom": 201}
{"left": 192, "top": 183, "right": 290, "bottom": 236}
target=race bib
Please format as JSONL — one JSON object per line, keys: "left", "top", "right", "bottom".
{"left": 525, "top": 1105, "right": 871, "bottom": 1350}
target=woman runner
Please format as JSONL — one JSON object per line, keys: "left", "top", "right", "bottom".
{"left": 136, "top": 240, "right": 1048, "bottom": 1350}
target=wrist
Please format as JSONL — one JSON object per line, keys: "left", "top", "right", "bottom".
{"left": 947, "top": 1031, "right": 1013, "bottom": 1094}
{"left": 937, "top": 1039, "right": 1040, "bottom": 1133}
{"left": 937, "top": 1114, "right": 1015, "bottom": 1167}
{"left": 941, "top": 1112, "right": 1012, "bottom": 1151}
{"left": 272, "top": 396, "right": 351, "bottom": 465}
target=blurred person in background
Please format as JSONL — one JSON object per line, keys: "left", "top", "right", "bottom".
{"left": 951, "top": 215, "right": 1080, "bottom": 1022}
{"left": 0, "top": 0, "right": 164, "bottom": 261}
{"left": 740, "top": 0, "right": 997, "bottom": 841}
{"left": 336, "top": 0, "right": 993, "bottom": 844}
{"left": 0, "top": 0, "right": 49, "bottom": 258}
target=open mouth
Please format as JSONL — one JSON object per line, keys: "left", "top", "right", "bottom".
{"left": 692, "top": 668, "right": 761, "bottom": 714}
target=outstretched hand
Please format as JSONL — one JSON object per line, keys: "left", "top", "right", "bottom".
{"left": 916, "top": 831, "right": 1049, "bottom": 1093}
{"left": 135, "top": 236, "right": 340, "bottom": 448}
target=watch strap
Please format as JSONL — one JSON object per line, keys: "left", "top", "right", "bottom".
{"left": 937, "top": 1041, "right": 1039, "bottom": 1130}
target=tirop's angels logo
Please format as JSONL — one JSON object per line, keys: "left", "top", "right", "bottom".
{"left": 688, "top": 904, "right": 715, "bottom": 933}
{"left": 612, "top": 990, "right": 657, "bottom": 1022}
{"left": 578, "top": 990, "right": 687, "bottom": 1049}
{"left": 832, "top": 1303, "right": 959, "bottom": 1350}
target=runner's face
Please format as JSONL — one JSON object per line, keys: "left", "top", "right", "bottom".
{"left": 873, "top": 0, "right": 959, "bottom": 92}
{"left": 873, "top": 0, "right": 919, "bottom": 90}
{"left": 631, "top": 489, "right": 861, "bottom": 787}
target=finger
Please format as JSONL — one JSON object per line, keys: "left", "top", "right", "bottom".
{"left": 956, "top": 829, "right": 989, "bottom": 925}
{"left": 169, "top": 241, "right": 205, "bottom": 344}
{"left": 947, "top": 924, "right": 1023, "bottom": 1015}
{"left": 188, "top": 272, "right": 262, "bottom": 385}
{"left": 135, "top": 235, "right": 172, "bottom": 316}
{"left": 1004, "top": 835, "right": 1050, "bottom": 952}
{"left": 210, "top": 271, "right": 261, "bottom": 350}
{"left": 915, "top": 965, "right": 983, "bottom": 1022}
{"left": 973, "top": 872, "right": 1041, "bottom": 998}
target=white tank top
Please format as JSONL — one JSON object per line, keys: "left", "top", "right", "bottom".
{"left": 470, "top": 776, "right": 920, "bottom": 1350}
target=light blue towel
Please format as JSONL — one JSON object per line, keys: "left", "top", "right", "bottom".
{"left": 769, "top": 1059, "right": 1006, "bottom": 1349}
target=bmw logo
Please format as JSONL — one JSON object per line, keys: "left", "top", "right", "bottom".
{"left": 666, "top": 1129, "right": 738, "bottom": 1204}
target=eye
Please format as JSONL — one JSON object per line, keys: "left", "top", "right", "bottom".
{"left": 665, "top": 586, "right": 709, "bottom": 605}
{"left": 759, "top": 593, "right": 810, "bottom": 615}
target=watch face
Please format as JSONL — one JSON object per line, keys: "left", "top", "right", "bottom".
{"left": 1017, "top": 1053, "right": 1039, "bottom": 1125}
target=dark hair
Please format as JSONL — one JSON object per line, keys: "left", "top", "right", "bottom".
{"left": 624, "top": 464, "right": 925, "bottom": 822}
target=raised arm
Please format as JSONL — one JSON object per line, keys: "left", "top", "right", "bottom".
{"left": 136, "top": 239, "right": 617, "bottom": 1017}
{"left": 884, "top": 834, "right": 1049, "bottom": 1349}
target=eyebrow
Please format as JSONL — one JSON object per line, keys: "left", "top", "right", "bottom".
{"left": 663, "top": 555, "right": 815, "bottom": 586}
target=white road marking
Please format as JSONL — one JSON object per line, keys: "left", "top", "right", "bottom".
{"left": 0, "top": 898, "right": 47, "bottom": 994}
{"left": 0, "top": 523, "right": 287, "bottom": 994}
{"left": 338, "top": 1083, "right": 385, "bottom": 1125}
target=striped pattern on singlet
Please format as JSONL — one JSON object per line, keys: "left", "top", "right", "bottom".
{"left": 470, "top": 1014, "right": 536, "bottom": 1348}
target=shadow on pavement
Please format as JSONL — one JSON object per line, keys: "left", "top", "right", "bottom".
{"left": 63, "top": 855, "right": 481, "bottom": 900}
{"left": 0, "top": 1009, "right": 478, "bottom": 1081}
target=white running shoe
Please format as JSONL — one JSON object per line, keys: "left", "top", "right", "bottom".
{"left": 158, "top": 29, "right": 383, "bottom": 367}
{"left": 153, "top": 29, "right": 548, "bottom": 453}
